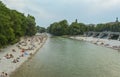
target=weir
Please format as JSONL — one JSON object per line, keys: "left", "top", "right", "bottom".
{"left": 84, "top": 31, "right": 120, "bottom": 40}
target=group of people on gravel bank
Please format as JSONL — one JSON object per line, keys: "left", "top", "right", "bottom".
{"left": 0, "top": 72, "right": 9, "bottom": 77}
{"left": 0, "top": 33, "right": 47, "bottom": 77}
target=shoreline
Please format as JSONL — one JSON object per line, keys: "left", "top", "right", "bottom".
{"left": 0, "top": 33, "right": 48, "bottom": 77}
{"left": 69, "top": 36, "right": 120, "bottom": 50}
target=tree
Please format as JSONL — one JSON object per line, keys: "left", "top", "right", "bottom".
{"left": 48, "top": 20, "right": 69, "bottom": 36}
{"left": 0, "top": 1, "right": 37, "bottom": 48}
{"left": 25, "top": 14, "right": 37, "bottom": 36}
{"left": 36, "top": 26, "right": 46, "bottom": 33}
{"left": 68, "top": 22, "right": 86, "bottom": 35}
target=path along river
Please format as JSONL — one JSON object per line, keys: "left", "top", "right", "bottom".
{"left": 11, "top": 37, "right": 120, "bottom": 77}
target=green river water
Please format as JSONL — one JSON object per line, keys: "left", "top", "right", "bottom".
{"left": 11, "top": 37, "right": 120, "bottom": 77}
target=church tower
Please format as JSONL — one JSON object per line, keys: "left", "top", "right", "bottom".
{"left": 75, "top": 19, "right": 78, "bottom": 23}
{"left": 116, "top": 17, "right": 119, "bottom": 22}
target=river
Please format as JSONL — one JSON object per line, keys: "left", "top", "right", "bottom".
{"left": 11, "top": 37, "right": 120, "bottom": 77}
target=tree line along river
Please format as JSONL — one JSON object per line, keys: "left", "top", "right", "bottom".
{"left": 11, "top": 36, "right": 120, "bottom": 77}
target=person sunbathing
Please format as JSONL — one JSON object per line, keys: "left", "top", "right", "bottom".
{"left": 12, "top": 58, "right": 19, "bottom": 63}
{"left": 0, "top": 72, "right": 4, "bottom": 77}
{"left": 4, "top": 54, "right": 10, "bottom": 59}
{"left": 10, "top": 54, "right": 14, "bottom": 58}
{"left": 5, "top": 73, "right": 9, "bottom": 77}
{"left": 12, "top": 49, "right": 16, "bottom": 52}
{"left": 4, "top": 54, "right": 14, "bottom": 59}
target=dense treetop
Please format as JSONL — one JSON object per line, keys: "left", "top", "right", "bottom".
{"left": 48, "top": 19, "right": 120, "bottom": 36}
{"left": 36, "top": 26, "right": 46, "bottom": 33}
{"left": 0, "top": 1, "right": 37, "bottom": 48}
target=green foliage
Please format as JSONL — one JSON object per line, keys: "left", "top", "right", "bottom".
{"left": 25, "top": 15, "right": 37, "bottom": 36}
{"left": 95, "top": 23, "right": 120, "bottom": 32}
{"left": 0, "top": 1, "right": 37, "bottom": 48}
{"left": 36, "top": 26, "right": 46, "bottom": 33}
{"left": 68, "top": 22, "right": 86, "bottom": 35}
{"left": 48, "top": 20, "right": 87, "bottom": 36}
{"left": 48, "top": 20, "right": 69, "bottom": 36}
{"left": 48, "top": 20, "right": 120, "bottom": 36}
{"left": 0, "top": 34, "right": 7, "bottom": 48}
{"left": 86, "top": 24, "right": 95, "bottom": 32}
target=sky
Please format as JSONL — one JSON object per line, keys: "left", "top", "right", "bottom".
{"left": 1, "top": 0, "right": 120, "bottom": 27}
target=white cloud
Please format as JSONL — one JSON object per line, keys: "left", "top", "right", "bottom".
{"left": 86, "top": 0, "right": 120, "bottom": 12}
{"left": 56, "top": 0, "right": 120, "bottom": 11}
{"left": 1, "top": 0, "right": 120, "bottom": 26}
{"left": 2, "top": 0, "right": 26, "bottom": 12}
{"left": 1, "top": 0, "right": 55, "bottom": 19}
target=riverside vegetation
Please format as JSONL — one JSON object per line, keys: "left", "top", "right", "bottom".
{"left": 47, "top": 19, "right": 120, "bottom": 36}
{"left": 0, "top": 0, "right": 120, "bottom": 47}
{"left": 0, "top": 1, "right": 45, "bottom": 48}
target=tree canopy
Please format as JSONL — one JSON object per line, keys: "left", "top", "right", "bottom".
{"left": 0, "top": 1, "right": 37, "bottom": 48}
{"left": 48, "top": 20, "right": 69, "bottom": 36}
{"left": 48, "top": 19, "right": 120, "bottom": 36}
{"left": 48, "top": 20, "right": 87, "bottom": 36}
{"left": 36, "top": 26, "right": 46, "bottom": 33}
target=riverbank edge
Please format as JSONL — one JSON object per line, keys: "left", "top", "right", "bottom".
{"left": 9, "top": 36, "right": 48, "bottom": 76}
{"left": 0, "top": 34, "right": 48, "bottom": 77}
{"left": 68, "top": 36, "right": 120, "bottom": 51}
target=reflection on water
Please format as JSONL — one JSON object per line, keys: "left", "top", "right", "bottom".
{"left": 11, "top": 37, "right": 120, "bottom": 77}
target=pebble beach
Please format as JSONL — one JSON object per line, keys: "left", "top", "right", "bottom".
{"left": 70, "top": 36, "right": 120, "bottom": 50}
{"left": 0, "top": 33, "right": 47, "bottom": 77}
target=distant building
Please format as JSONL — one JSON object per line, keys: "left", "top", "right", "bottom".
{"left": 116, "top": 17, "right": 119, "bottom": 22}
{"left": 106, "top": 17, "right": 119, "bottom": 25}
{"left": 75, "top": 19, "right": 78, "bottom": 23}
